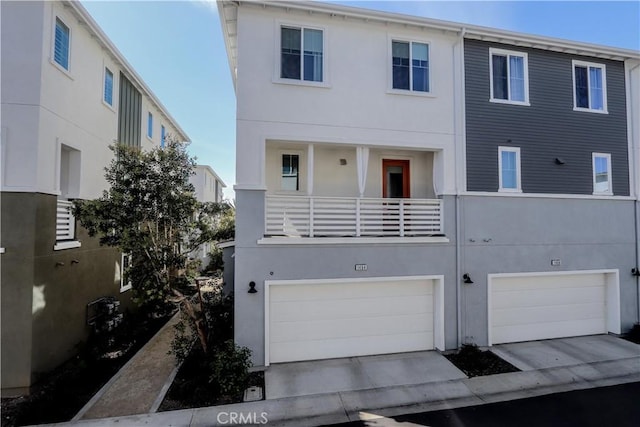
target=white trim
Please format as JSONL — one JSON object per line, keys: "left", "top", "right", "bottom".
{"left": 264, "top": 275, "right": 446, "bottom": 366}
{"left": 592, "top": 152, "right": 613, "bottom": 195}
{"left": 487, "top": 269, "right": 620, "bottom": 346}
{"left": 274, "top": 20, "right": 328, "bottom": 87}
{"left": 489, "top": 48, "right": 530, "bottom": 105}
{"left": 217, "top": 240, "right": 235, "bottom": 249}
{"left": 120, "top": 253, "right": 132, "bottom": 292}
{"left": 498, "top": 146, "right": 522, "bottom": 192}
{"left": 53, "top": 240, "right": 81, "bottom": 251}
{"left": 388, "top": 35, "right": 433, "bottom": 95}
{"left": 461, "top": 191, "right": 633, "bottom": 200}
{"left": 257, "top": 236, "right": 449, "bottom": 245}
{"left": 572, "top": 60, "right": 608, "bottom": 114}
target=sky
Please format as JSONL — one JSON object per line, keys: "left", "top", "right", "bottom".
{"left": 80, "top": 0, "right": 640, "bottom": 201}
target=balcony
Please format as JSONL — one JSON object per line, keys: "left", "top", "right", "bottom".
{"left": 265, "top": 195, "right": 443, "bottom": 239}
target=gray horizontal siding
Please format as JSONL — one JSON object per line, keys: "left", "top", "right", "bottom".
{"left": 465, "top": 39, "right": 629, "bottom": 195}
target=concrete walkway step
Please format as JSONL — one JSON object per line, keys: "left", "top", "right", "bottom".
{"left": 73, "top": 313, "right": 181, "bottom": 420}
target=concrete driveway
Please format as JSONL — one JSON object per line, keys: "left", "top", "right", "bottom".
{"left": 490, "top": 334, "right": 639, "bottom": 371}
{"left": 265, "top": 351, "right": 467, "bottom": 399}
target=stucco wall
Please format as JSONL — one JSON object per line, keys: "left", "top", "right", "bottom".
{"left": 458, "top": 195, "right": 638, "bottom": 345}
{"left": 234, "top": 189, "right": 458, "bottom": 365}
{"left": 234, "top": 4, "right": 460, "bottom": 193}
{"left": 1, "top": 192, "right": 130, "bottom": 392}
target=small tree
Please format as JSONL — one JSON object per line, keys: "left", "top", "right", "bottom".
{"left": 73, "top": 140, "right": 232, "bottom": 314}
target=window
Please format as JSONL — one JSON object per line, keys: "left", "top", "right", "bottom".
{"left": 392, "top": 40, "right": 429, "bottom": 92}
{"left": 147, "top": 112, "right": 153, "bottom": 138}
{"left": 54, "top": 17, "right": 70, "bottom": 70}
{"left": 498, "top": 146, "right": 521, "bottom": 192}
{"left": 161, "top": 125, "right": 166, "bottom": 148}
{"left": 592, "top": 153, "right": 612, "bottom": 194}
{"left": 104, "top": 67, "right": 114, "bottom": 106}
{"left": 573, "top": 61, "right": 607, "bottom": 112}
{"left": 120, "top": 253, "right": 132, "bottom": 292}
{"left": 281, "top": 154, "right": 299, "bottom": 191}
{"left": 489, "top": 48, "right": 529, "bottom": 104}
{"left": 280, "top": 26, "right": 323, "bottom": 82}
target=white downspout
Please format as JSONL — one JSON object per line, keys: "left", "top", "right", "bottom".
{"left": 454, "top": 27, "right": 467, "bottom": 348}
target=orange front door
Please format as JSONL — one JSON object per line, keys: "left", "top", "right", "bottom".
{"left": 382, "top": 159, "right": 410, "bottom": 198}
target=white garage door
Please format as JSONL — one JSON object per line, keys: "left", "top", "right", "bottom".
{"left": 489, "top": 273, "right": 607, "bottom": 345}
{"left": 268, "top": 278, "right": 436, "bottom": 364}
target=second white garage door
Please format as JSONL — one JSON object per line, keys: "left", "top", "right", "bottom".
{"left": 489, "top": 271, "right": 618, "bottom": 345}
{"left": 266, "top": 277, "right": 442, "bottom": 365}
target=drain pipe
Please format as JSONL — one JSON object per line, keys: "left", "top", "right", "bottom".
{"left": 630, "top": 61, "right": 640, "bottom": 324}
{"left": 454, "top": 27, "right": 467, "bottom": 348}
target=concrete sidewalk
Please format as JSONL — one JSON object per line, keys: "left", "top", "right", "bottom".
{"left": 72, "top": 314, "right": 182, "bottom": 420}
{"left": 34, "top": 335, "right": 639, "bottom": 427}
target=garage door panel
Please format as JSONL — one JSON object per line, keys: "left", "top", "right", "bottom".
{"left": 271, "top": 294, "right": 433, "bottom": 322}
{"left": 271, "top": 313, "right": 432, "bottom": 342}
{"left": 269, "top": 279, "right": 436, "bottom": 363}
{"left": 492, "top": 286, "right": 605, "bottom": 309}
{"left": 490, "top": 273, "right": 608, "bottom": 345}
{"left": 270, "top": 281, "right": 431, "bottom": 303}
{"left": 492, "top": 274, "right": 603, "bottom": 293}
{"left": 271, "top": 332, "right": 433, "bottom": 364}
{"left": 493, "top": 318, "right": 606, "bottom": 344}
{"left": 493, "top": 302, "right": 605, "bottom": 327}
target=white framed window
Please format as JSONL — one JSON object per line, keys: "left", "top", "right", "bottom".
{"left": 161, "top": 125, "right": 166, "bottom": 148}
{"left": 281, "top": 154, "right": 300, "bottom": 191}
{"left": 120, "top": 253, "right": 132, "bottom": 292}
{"left": 573, "top": 60, "right": 607, "bottom": 113}
{"left": 391, "top": 40, "right": 430, "bottom": 93}
{"left": 498, "top": 146, "right": 522, "bottom": 192}
{"left": 53, "top": 17, "right": 70, "bottom": 70}
{"left": 489, "top": 48, "right": 529, "bottom": 105}
{"left": 592, "top": 153, "right": 612, "bottom": 195}
{"left": 103, "top": 67, "right": 114, "bottom": 106}
{"left": 147, "top": 112, "right": 153, "bottom": 138}
{"left": 279, "top": 25, "right": 324, "bottom": 83}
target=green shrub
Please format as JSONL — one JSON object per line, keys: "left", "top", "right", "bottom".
{"left": 203, "top": 246, "right": 224, "bottom": 275}
{"left": 208, "top": 340, "right": 252, "bottom": 398}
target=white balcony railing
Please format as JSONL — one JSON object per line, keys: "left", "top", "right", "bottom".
{"left": 56, "top": 199, "right": 76, "bottom": 241}
{"left": 266, "top": 195, "right": 443, "bottom": 238}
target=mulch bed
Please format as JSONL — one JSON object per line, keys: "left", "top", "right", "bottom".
{"left": 1, "top": 312, "right": 172, "bottom": 427}
{"left": 621, "top": 324, "right": 640, "bottom": 344}
{"left": 445, "top": 344, "right": 520, "bottom": 378}
{"left": 158, "top": 349, "right": 264, "bottom": 412}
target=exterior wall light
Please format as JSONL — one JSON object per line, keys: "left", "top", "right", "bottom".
{"left": 248, "top": 281, "right": 257, "bottom": 293}
{"left": 463, "top": 273, "right": 474, "bottom": 284}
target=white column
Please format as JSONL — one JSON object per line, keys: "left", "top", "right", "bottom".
{"left": 307, "top": 144, "right": 314, "bottom": 195}
{"left": 356, "top": 146, "right": 369, "bottom": 197}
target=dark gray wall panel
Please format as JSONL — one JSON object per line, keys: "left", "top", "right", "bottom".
{"left": 465, "top": 40, "right": 629, "bottom": 195}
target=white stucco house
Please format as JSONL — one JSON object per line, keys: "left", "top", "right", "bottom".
{"left": 1, "top": 0, "right": 188, "bottom": 395}
{"left": 190, "top": 164, "right": 227, "bottom": 203}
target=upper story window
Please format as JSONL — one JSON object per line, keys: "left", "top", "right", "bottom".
{"left": 489, "top": 48, "right": 529, "bottom": 105}
{"left": 161, "top": 125, "right": 166, "bottom": 148}
{"left": 54, "top": 17, "right": 70, "bottom": 70}
{"left": 147, "top": 112, "right": 153, "bottom": 138}
{"left": 280, "top": 26, "right": 323, "bottom": 82}
{"left": 392, "top": 40, "right": 430, "bottom": 92}
{"left": 592, "top": 153, "right": 612, "bottom": 195}
{"left": 573, "top": 61, "right": 607, "bottom": 113}
{"left": 498, "top": 146, "right": 521, "bottom": 192}
{"left": 104, "top": 67, "right": 114, "bottom": 106}
{"left": 282, "top": 154, "right": 299, "bottom": 191}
